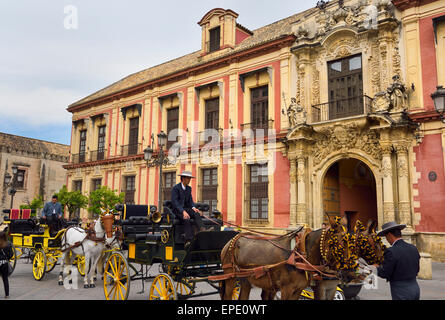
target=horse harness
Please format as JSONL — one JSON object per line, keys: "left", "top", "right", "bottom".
{"left": 60, "top": 223, "right": 107, "bottom": 253}
{"left": 209, "top": 228, "right": 337, "bottom": 284}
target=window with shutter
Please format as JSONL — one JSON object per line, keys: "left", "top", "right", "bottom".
{"left": 248, "top": 164, "right": 268, "bottom": 220}
{"left": 162, "top": 171, "right": 176, "bottom": 205}
{"left": 201, "top": 168, "right": 218, "bottom": 217}
{"left": 328, "top": 54, "right": 363, "bottom": 120}
{"left": 209, "top": 26, "right": 221, "bottom": 52}
{"left": 167, "top": 107, "right": 179, "bottom": 151}
{"left": 124, "top": 176, "right": 136, "bottom": 204}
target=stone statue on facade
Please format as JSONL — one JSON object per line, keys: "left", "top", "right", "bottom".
{"left": 387, "top": 75, "right": 408, "bottom": 112}
{"left": 287, "top": 97, "right": 307, "bottom": 127}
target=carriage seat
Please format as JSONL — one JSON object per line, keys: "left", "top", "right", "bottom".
{"left": 8, "top": 218, "right": 43, "bottom": 235}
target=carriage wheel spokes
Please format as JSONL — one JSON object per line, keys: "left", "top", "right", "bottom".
{"left": 175, "top": 278, "right": 195, "bottom": 298}
{"left": 45, "top": 250, "right": 60, "bottom": 273}
{"left": 8, "top": 244, "right": 17, "bottom": 276}
{"left": 75, "top": 255, "right": 86, "bottom": 276}
{"left": 149, "top": 274, "right": 177, "bottom": 300}
{"left": 32, "top": 249, "right": 47, "bottom": 281}
{"left": 232, "top": 279, "right": 242, "bottom": 300}
{"left": 103, "top": 252, "right": 130, "bottom": 300}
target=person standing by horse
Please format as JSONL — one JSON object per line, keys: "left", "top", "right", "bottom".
{"left": 0, "top": 231, "right": 13, "bottom": 299}
{"left": 373, "top": 222, "right": 421, "bottom": 300}
{"left": 42, "top": 195, "right": 63, "bottom": 235}
{"left": 171, "top": 171, "right": 203, "bottom": 248}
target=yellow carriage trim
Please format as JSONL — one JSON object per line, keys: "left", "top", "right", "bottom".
{"left": 128, "top": 244, "right": 136, "bottom": 259}
{"left": 165, "top": 247, "right": 173, "bottom": 261}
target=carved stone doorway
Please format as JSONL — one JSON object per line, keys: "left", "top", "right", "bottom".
{"left": 322, "top": 158, "right": 378, "bottom": 227}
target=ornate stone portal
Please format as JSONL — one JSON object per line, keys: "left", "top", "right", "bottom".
{"left": 286, "top": 112, "right": 417, "bottom": 231}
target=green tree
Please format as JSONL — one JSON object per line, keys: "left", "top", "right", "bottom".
{"left": 88, "top": 186, "right": 125, "bottom": 218}
{"left": 20, "top": 196, "right": 44, "bottom": 217}
{"left": 55, "top": 185, "right": 89, "bottom": 220}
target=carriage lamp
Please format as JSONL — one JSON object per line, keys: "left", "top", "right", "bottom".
{"left": 157, "top": 131, "right": 168, "bottom": 149}
{"left": 432, "top": 85, "right": 445, "bottom": 124}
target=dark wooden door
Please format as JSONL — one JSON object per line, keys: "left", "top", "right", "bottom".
{"left": 205, "top": 98, "right": 219, "bottom": 130}
{"left": 97, "top": 125, "right": 106, "bottom": 160}
{"left": 128, "top": 118, "right": 139, "bottom": 155}
{"left": 328, "top": 54, "right": 363, "bottom": 120}
{"left": 323, "top": 163, "right": 340, "bottom": 223}
{"left": 251, "top": 86, "right": 269, "bottom": 130}
{"left": 79, "top": 130, "right": 87, "bottom": 162}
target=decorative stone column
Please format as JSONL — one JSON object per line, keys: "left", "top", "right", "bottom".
{"left": 296, "top": 156, "right": 308, "bottom": 225}
{"left": 289, "top": 157, "right": 298, "bottom": 227}
{"left": 381, "top": 146, "right": 396, "bottom": 224}
{"left": 395, "top": 145, "right": 412, "bottom": 228}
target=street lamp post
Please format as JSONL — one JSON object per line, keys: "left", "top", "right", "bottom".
{"left": 4, "top": 165, "right": 19, "bottom": 209}
{"left": 144, "top": 131, "right": 170, "bottom": 210}
{"left": 432, "top": 85, "right": 445, "bottom": 124}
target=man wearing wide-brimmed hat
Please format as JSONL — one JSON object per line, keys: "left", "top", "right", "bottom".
{"left": 373, "top": 221, "right": 421, "bottom": 300}
{"left": 171, "top": 171, "right": 204, "bottom": 247}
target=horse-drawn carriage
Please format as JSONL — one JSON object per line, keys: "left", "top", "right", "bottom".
{"left": 102, "top": 201, "right": 238, "bottom": 300}
{"left": 2, "top": 209, "right": 85, "bottom": 280}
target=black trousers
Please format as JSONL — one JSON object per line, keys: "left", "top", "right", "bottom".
{"left": 390, "top": 279, "right": 420, "bottom": 300}
{"left": 0, "top": 263, "right": 9, "bottom": 297}
{"left": 46, "top": 215, "right": 60, "bottom": 235}
{"left": 177, "top": 208, "right": 204, "bottom": 242}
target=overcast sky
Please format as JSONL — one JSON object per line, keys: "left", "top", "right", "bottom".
{"left": 0, "top": 0, "right": 318, "bottom": 145}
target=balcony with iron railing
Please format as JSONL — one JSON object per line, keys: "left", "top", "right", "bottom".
{"left": 90, "top": 149, "right": 107, "bottom": 162}
{"left": 197, "top": 128, "right": 224, "bottom": 145}
{"left": 240, "top": 119, "right": 275, "bottom": 131}
{"left": 311, "top": 95, "right": 373, "bottom": 124}
{"left": 71, "top": 152, "right": 86, "bottom": 164}
{"left": 121, "top": 143, "right": 142, "bottom": 157}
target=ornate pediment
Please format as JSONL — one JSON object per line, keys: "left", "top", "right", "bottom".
{"left": 311, "top": 122, "right": 383, "bottom": 166}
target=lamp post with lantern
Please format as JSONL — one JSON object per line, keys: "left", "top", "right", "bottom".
{"left": 144, "top": 131, "right": 172, "bottom": 210}
{"left": 431, "top": 85, "right": 445, "bottom": 124}
{"left": 3, "top": 165, "right": 22, "bottom": 209}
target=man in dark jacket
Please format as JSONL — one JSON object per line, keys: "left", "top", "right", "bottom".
{"left": 171, "top": 171, "right": 203, "bottom": 246}
{"left": 374, "top": 221, "right": 421, "bottom": 300}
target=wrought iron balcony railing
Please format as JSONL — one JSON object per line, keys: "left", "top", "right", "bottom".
{"left": 311, "top": 95, "right": 373, "bottom": 123}
{"left": 71, "top": 153, "right": 86, "bottom": 164}
{"left": 240, "top": 119, "right": 275, "bottom": 131}
{"left": 90, "top": 149, "right": 107, "bottom": 162}
{"left": 121, "top": 143, "right": 142, "bottom": 157}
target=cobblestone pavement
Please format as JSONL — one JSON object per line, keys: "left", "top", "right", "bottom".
{"left": 2, "top": 259, "right": 444, "bottom": 300}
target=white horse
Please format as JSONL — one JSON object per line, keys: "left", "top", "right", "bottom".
{"left": 59, "top": 214, "right": 116, "bottom": 288}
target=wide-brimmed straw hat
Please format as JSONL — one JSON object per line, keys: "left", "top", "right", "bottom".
{"left": 178, "top": 171, "right": 195, "bottom": 179}
{"left": 377, "top": 221, "right": 406, "bottom": 236}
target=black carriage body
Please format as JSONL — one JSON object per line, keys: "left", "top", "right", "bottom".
{"left": 118, "top": 204, "right": 237, "bottom": 278}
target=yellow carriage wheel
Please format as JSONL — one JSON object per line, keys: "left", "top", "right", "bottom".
{"left": 149, "top": 274, "right": 177, "bottom": 300}
{"left": 103, "top": 252, "right": 130, "bottom": 300}
{"left": 8, "top": 244, "right": 17, "bottom": 276}
{"left": 45, "top": 251, "right": 60, "bottom": 273}
{"left": 218, "top": 279, "right": 242, "bottom": 300}
{"left": 32, "top": 249, "right": 47, "bottom": 281}
{"left": 175, "top": 279, "right": 195, "bottom": 298}
{"left": 76, "top": 255, "right": 86, "bottom": 277}
{"left": 232, "top": 279, "right": 242, "bottom": 300}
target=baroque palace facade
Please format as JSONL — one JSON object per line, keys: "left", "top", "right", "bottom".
{"left": 65, "top": 0, "right": 445, "bottom": 260}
